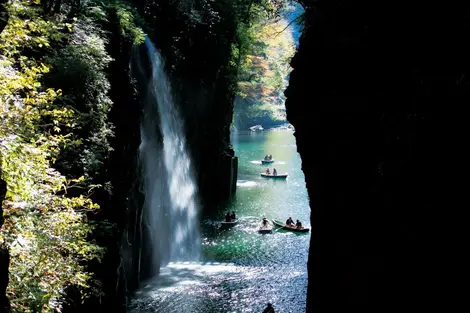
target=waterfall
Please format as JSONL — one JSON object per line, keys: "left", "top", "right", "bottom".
{"left": 137, "top": 37, "right": 201, "bottom": 268}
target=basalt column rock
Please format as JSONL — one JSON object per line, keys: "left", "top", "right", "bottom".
{"left": 286, "top": 0, "right": 464, "bottom": 311}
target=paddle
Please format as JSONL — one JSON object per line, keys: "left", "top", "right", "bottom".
{"left": 272, "top": 220, "right": 289, "bottom": 232}
{"left": 273, "top": 226, "right": 285, "bottom": 232}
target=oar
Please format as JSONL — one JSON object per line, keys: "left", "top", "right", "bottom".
{"left": 272, "top": 220, "right": 288, "bottom": 232}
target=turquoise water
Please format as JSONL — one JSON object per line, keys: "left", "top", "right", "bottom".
{"left": 130, "top": 129, "right": 310, "bottom": 313}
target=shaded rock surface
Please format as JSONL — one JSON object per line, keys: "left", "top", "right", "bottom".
{"left": 286, "top": 0, "right": 463, "bottom": 311}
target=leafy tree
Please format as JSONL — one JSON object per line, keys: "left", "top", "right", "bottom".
{"left": 233, "top": 4, "right": 297, "bottom": 129}
{"left": 0, "top": 0, "right": 143, "bottom": 311}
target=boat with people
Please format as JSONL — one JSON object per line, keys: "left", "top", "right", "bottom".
{"left": 221, "top": 211, "right": 238, "bottom": 228}
{"left": 272, "top": 219, "right": 310, "bottom": 233}
{"left": 260, "top": 173, "right": 288, "bottom": 179}
{"left": 258, "top": 226, "right": 273, "bottom": 234}
{"left": 221, "top": 219, "right": 238, "bottom": 228}
{"left": 258, "top": 218, "right": 273, "bottom": 233}
{"left": 261, "top": 154, "right": 274, "bottom": 164}
{"left": 261, "top": 159, "right": 274, "bottom": 164}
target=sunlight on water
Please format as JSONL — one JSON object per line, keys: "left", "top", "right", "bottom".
{"left": 131, "top": 129, "right": 309, "bottom": 312}
{"left": 130, "top": 248, "right": 307, "bottom": 312}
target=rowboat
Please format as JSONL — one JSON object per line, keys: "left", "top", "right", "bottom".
{"left": 221, "top": 219, "right": 238, "bottom": 227}
{"left": 272, "top": 219, "right": 310, "bottom": 233}
{"left": 261, "top": 159, "right": 274, "bottom": 164}
{"left": 258, "top": 225, "right": 273, "bottom": 234}
{"left": 260, "top": 173, "right": 288, "bottom": 179}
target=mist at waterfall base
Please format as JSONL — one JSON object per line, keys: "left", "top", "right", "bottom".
{"left": 132, "top": 37, "right": 201, "bottom": 275}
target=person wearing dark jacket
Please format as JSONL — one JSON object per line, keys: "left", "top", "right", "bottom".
{"left": 262, "top": 303, "right": 275, "bottom": 313}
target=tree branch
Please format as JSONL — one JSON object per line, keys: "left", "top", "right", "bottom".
{"left": 269, "top": 15, "right": 303, "bottom": 38}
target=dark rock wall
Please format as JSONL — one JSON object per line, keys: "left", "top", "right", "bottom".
{"left": 72, "top": 10, "right": 146, "bottom": 312}
{"left": 286, "top": 0, "right": 463, "bottom": 311}
{"left": 139, "top": 0, "right": 238, "bottom": 208}
{"left": 95, "top": 11, "right": 145, "bottom": 311}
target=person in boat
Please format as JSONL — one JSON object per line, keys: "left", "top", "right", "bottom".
{"left": 268, "top": 154, "right": 272, "bottom": 160}
{"left": 272, "top": 168, "right": 277, "bottom": 176}
{"left": 265, "top": 168, "right": 270, "bottom": 175}
{"left": 264, "top": 154, "right": 269, "bottom": 160}
{"left": 262, "top": 303, "right": 275, "bottom": 313}
{"left": 230, "top": 211, "right": 236, "bottom": 220}
{"left": 296, "top": 219, "right": 303, "bottom": 228}
{"left": 286, "top": 217, "right": 294, "bottom": 226}
{"left": 261, "top": 217, "right": 269, "bottom": 227}
{"left": 225, "top": 212, "right": 231, "bottom": 222}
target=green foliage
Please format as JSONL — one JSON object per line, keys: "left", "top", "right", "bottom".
{"left": 233, "top": 5, "right": 296, "bottom": 129}
{"left": 0, "top": 0, "right": 125, "bottom": 311}
{"left": 83, "top": 0, "right": 145, "bottom": 44}
{"left": 115, "top": 3, "right": 145, "bottom": 44}
{"left": 0, "top": 0, "right": 68, "bottom": 57}
{"left": 45, "top": 20, "right": 115, "bottom": 179}
{"left": 35, "top": 0, "right": 145, "bottom": 181}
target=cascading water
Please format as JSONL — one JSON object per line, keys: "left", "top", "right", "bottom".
{"left": 137, "top": 37, "right": 200, "bottom": 268}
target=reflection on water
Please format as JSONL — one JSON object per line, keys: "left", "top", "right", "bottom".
{"left": 130, "top": 130, "right": 310, "bottom": 312}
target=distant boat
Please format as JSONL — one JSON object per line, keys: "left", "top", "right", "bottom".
{"left": 250, "top": 125, "right": 263, "bottom": 131}
{"left": 272, "top": 219, "right": 310, "bottom": 233}
{"left": 261, "top": 159, "right": 274, "bottom": 164}
{"left": 260, "top": 173, "right": 288, "bottom": 179}
{"left": 221, "top": 219, "right": 238, "bottom": 228}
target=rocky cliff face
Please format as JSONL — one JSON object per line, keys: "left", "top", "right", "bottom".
{"left": 82, "top": 2, "right": 240, "bottom": 308}
{"left": 286, "top": 0, "right": 463, "bottom": 310}
{"left": 1, "top": 0, "right": 239, "bottom": 310}
{"left": 139, "top": 0, "right": 238, "bottom": 208}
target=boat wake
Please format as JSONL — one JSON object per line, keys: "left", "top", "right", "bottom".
{"left": 236, "top": 180, "right": 257, "bottom": 187}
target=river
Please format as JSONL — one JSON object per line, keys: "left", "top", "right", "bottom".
{"left": 130, "top": 129, "right": 310, "bottom": 313}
